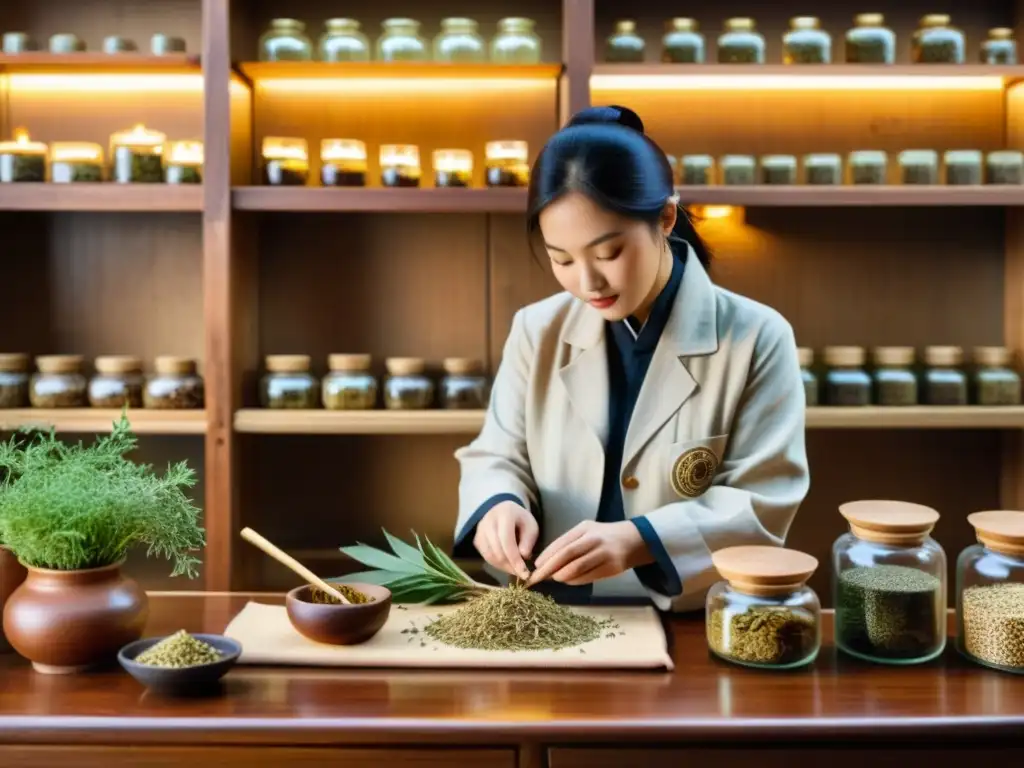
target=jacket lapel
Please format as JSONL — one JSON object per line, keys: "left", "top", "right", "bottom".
{"left": 558, "top": 299, "right": 610, "bottom": 448}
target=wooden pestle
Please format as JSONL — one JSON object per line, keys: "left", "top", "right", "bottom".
{"left": 239, "top": 527, "right": 352, "bottom": 605}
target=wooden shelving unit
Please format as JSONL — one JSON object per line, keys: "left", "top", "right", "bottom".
{"left": 0, "top": 409, "right": 206, "bottom": 434}
{"left": 5, "top": 0, "right": 1024, "bottom": 600}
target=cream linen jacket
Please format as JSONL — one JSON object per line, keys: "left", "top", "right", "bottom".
{"left": 454, "top": 246, "right": 810, "bottom": 612}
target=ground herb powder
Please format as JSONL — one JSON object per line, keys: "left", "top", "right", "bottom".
{"left": 309, "top": 584, "right": 374, "bottom": 604}
{"left": 962, "top": 583, "right": 1024, "bottom": 669}
{"left": 135, "top": 630, "right": 223, "bottom": 668}
{"left": 708, "top": 605, "right": 817, "bottom": 666}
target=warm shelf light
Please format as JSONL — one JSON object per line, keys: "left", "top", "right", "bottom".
{"left": 7, "top": 73, "right": 207, "bottom": 92}
{"left": 254, "top": 77, "right": 552, "bottom": 95}
{"left": 591, "top": 74, "right": 1007, "bottom": 91}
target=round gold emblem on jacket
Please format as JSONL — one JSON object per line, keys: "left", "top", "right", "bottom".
{"left": 671, "top": 447, "right": 719, "bottom": 498}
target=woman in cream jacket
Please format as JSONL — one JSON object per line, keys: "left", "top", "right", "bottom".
{"left": 452, "top": 106, "right": 810, "bottom": 612}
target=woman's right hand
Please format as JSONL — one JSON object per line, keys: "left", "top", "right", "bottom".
{"left": 473, "top": 501, "right": 538, "bottom": 581}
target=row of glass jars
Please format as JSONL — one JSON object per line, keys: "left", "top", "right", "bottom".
{"left": 1, "top": 31, "right": 187, "bottom": 55}
{"left": 0, "top": 126, "right": 203, "bottom": 184}
{"left": 671, "top": 150, "right": 1024, "bottom": 187}
{"left": 707, "top": 504, "right": 1024, "bottom": 675}
{"left": 799, "top": 345, "right": 1021, "bottom": 407}
{"left": 0, "top": 354, "right": 204, "bottom": 410}
{"left": 260, "top": 17, "right": 541, "bottom": 64}
{"left": 259, "top": 354, "right": 490, "bottom": 411}
{"left": 608, "top": 15, "right": 1015, "bottom": 65}
{"left": 261, "top": 138, "right": 529, "bottom": 188}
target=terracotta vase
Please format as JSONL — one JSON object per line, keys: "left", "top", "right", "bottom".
{"left": 0, "top": 546, "right": 28, "bottom": 653}
{"left": 2, "top": 560, "right": 148, "bottom": 674}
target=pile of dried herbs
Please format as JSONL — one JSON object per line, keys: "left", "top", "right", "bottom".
{"left": 135, "top": 630, "right": 222, "bottom": 668}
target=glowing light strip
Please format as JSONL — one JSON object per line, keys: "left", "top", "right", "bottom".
{"left": 255, "top": 77, "right": 553, "bottom": 94}
{"left": 591, "top": 74, "right": 1007, "bottom": 91}
{"left": 8, "top": 73, "right": 206, "bottom": 92}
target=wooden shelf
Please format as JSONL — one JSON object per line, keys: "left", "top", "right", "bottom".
{"left": 238, "top": 61, "right": 563, "bottom": 81}
{"left": 0, "top": 53, "right": 200, "bottom": 74}
{"left": 806, "top": 407, "right": 1024, "bottom": 429}
{"left": 0, "top": 183, "right": 203, "bottom": 212}
{"left": 677, "top": 186, "right": 1024, "bottom": 207}
{"left": 232, "top": 186, "right": 528, "bottom": 212}
{"left": 592, "top": 63, "right": 1024, "bottom": 82}
{"left": 0, "top": 409, "right": 207, "bottom": 435}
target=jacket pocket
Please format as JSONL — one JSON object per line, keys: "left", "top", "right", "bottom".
{"left": 664, "top": 434, "right": 729, "bottom": 499}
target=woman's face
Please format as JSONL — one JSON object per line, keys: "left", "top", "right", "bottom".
{"left": 538, "top": 191, "right": 676, "bottom": 323}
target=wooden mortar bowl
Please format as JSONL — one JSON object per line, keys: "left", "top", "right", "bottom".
{"left": 285, "top": 583, "right": 392, "bottom": 646}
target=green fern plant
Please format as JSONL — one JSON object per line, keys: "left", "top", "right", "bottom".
{"left": 337, "top": 529, "right": 498, "bottom": 604}
{"left": 0, "top": 411, "right": 205, "bottom": 576}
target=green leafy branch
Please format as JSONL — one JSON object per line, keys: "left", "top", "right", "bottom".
{"left": 336, "top": 529, "right": 498, "bottom": 605}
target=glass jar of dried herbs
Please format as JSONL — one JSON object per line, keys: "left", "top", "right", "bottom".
{"left": 88, "top": 355, "right": 144, "bottom": 409}
{"left": 834, "top": 500, "right": 947, "bottom": 665}
{"left": 485, "top": 141, "right": 529, "bottom": 187}
{"left": 717, "top": 18, "right": 765, "bottom": 64}
{"left": 803, "top": 154, "right": 842, "bottom": 185}
{"left": 321, "top": 139, "right": 367, "bottom": 187}
{"left": 0, "top": 353, "right": 30, "bottom": 409}
{"left": 165, "top": 140, "right": 203, "bottom": 184}
{"left": 144, "top": 356, "right": 204, "bottom": 409}
{"left": 490, "top": 18, "right": 541, "bottom": 65}
{"left": 376, "top": 18, "right": 428, "bottom": 62}
{"left": 380, "top": 144, "right": 422, "bottom": 188}
{"left": 661, "top": 18, "right": 704, "bottom": 63}
{"left": 2, "top": 32, "right": 39, "bottom": 53}
{"left": 986, "top": 150, "right": 1024, "bottom": 185}
{"left": 110, "top": 124, "right": 166, "bottom": 184}
{"left": 433, "top": 149, "right": 473, "bottom": 188}
{"left": 322, "top": 353, "right": 378, "bottom": 410}
{"left": 957, "top": 511, "right": 1024, "bottom": 674}
{"left": 50, "top": 142, "right": 105, "bottom": 183}
{"left": 898, "top": 149, "right": 939, "bottom": 185}
{"left": 972, "top": 346, "right": 1021, "bottom": 406}
{"left": 384, "top": 357, "right": 434, "bottom": 410}
{"left": 783, "top": 16, "right": 831, "bottom": 64}
{"left": 872, "top": 346, "right": 918, "bottom": 406}
{"left": 912, "top": 14, "right": 965, "bottom": 63}
{"left": 319, "top": 18, "right": 370, "bottom": 62}
{"left": 30, "top": 355, "right": 88, "bottom": 408}
{"left": 923, "top": 345, "right": 967, "bottom": 405}
{"left": 259, "top": 18, "right": 313, "bottom": 61}
{"left": 681, "top": 155, "right": 714, "bottom": 185}
{"left": 981, "top": 28, "right": 1017, "bottom": 64}
{"left": 260, "top": 355, "right": 320, "bottom": 409}
{"left": 440, "top": 358, "right": 489, "bottom": 410}
{"left": 848, "top": 150, "right": 888, "bottom": 185}
{"left": 720, "top": 155, "right": 756, "bottom": 185}
{"left": 49, "top": 33, "right": 85, "bottom": 53}
{"left": 844, "top": 13, "right": 895, "bottom": 63}
{"left": 262, "top": 137, "right": 309, "bottom": 186}
{"left": 0, "top": 129, "right": 47, "bottom": 183}
{"left": 798, "top": 347, "right": 818, "bottom": 406}
{"left": 433, "top": 18, "right": 486, "bottom": 63}
{"left": 103, "top": 36, "right": 137, "bottom": 54}
{"left": 943, "top": 150, "right": 983, "bottom": 185}
{"left": 605, "top": 20, "right": 645, "bottom": 62}
{"left": 151, "top": 34, "right": 187, "bottom": 55}
{"left": 760, "top": 155, "right": 797, "bottom": 185}
{"left": 824, "top": 346, "right": 872, "bottom": 406}
{"left": 706, "top": 545, "right": 821, "bottom": 670}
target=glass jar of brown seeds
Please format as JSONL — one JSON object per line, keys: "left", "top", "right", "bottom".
{"left": 661, "top": 18, "right": 704, "bottom": 63}
{"left": 845, "top": 13, "right": 895, "bottom": 64}
{"left": 848, "top": 150, "right": 888, "bottom": 184}
{"left": 384, "top": 357, "right": 434, "bottom": 410}
{"left": 923, "top": 346, "right": 967, "bottom": 405}
{"left": 912, "top": 14, "right": 965, "bottom": 63}
{"left": 322, "top": 354, "right": 378, "bottom": 410}
{"left": 260, "top": 355, "right": 320, "bottom": 409}
{"left": 717, "top": 18, "right": 765, "bottom": 64}
{"left": 972, "top": 347, "right": 1021, "bottom": 406}
{"left": 144, "top": 357, "right": 204, "bottom": 409}
{"left": 440, "top": 358, "right": 489, "bottom": 409}
{"left": 783, "top": 16, "right": 831, "bottom": 64}
{"left": 944, "top": 150, "right": 983, "bottom": 185}
{"left": 88, "top": 355, "right": 144, "bottom": 408}
{"left": 872, "top": 347, "right": 918, "bottom": 406}
{"left": 899, "top": 150, "right": 939, "bottom": 185}
{"left": 30, "top": 355, "right": 88, "bottom": 408}
{"left": 986, "top": 151, "right": 1024, "bottom": 185}
{"left": 824, "top": 346, "right": 872, "bottom": 406}
{"left": 803, "top": 154, "right": 842, "bottom": 185}
{"left": 0, "top": 353, "right": 30, "bottom": 409}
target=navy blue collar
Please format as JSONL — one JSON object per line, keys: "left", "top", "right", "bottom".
{"left": 612, "top": 253, "right": 685, "bottom": 353}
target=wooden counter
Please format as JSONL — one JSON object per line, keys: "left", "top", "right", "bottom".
{"left": 0, "top": 593, "right": 1022, "bottom": 768}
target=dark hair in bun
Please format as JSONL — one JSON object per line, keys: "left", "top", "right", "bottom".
{"left": 526, "top": 104, "right": 711, "bottom": 271}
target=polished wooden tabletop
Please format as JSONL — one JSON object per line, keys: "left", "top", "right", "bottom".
{"left": 0, "top": 592, "right": 1021, "bottom": 746}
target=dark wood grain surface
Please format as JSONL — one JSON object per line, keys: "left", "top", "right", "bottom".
{"left": 0, "top": 593, "right": 1021, "bottom": 748}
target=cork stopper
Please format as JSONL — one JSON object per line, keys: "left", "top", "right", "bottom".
{"left": 790, "top": 16, "right": 820, "bottom": 30}
{"left": 921, "top": 14, "right": 952, "bottom": 28}
{"left": 974, "top": 346, "right": 1012, "bottom": 367}
{"left": 797, "top": 347, "right": 813, "bottom": 367}
{"left": 668, "top": 18, "right": 697, "bottom": 32}
{"left": 925, "top": 345, "right": 963, "bottom": 367}
{"left": 873, "top": 346, "right": 915, "bottom": 367}
{"left": 0, "top": 353, "right": 29, "bottom": 373}
{"left": 265, "top": 354, "right": 311, "bottom": 373}
{"left": 989, "top": 27, "right": 1014, "bottom": 41}
{"left": 94, "top": 355, "right": 142, "bottom": 375}
{"left": 839, "top": 500, "right": 940, "bottom": 546}
{"left": 386, "top": 357, "right": 426, "bottom": 376}
{"left": 967, "top": 510, "right": 1024, "bottom": 557}
{"left": 443, "top": 357, "right": 483, "bottom": 376}
{"left": 855, "top": 13, "right": 885, "bottom": 27}
{"left": 328, "top": 353, "right": 372, "bottom": 372}
{"left": 824, "top": 346, "right": 865, "bottom": 367}
{"left": 711, "top": 546, "right": 818, "bottom": 597}
{"left": 725, "top": 18, "right": 755, "bottom": 32}
{"left": 154, "top": 356, "right": 197, "bottom": 375}
{"left": 36, "top": 354, "right": 83, "bottom": 374}
{"left": 614, "top": 20, "right": 637, "bottom": 33}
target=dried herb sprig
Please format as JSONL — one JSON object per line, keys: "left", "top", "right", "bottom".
{"left": 337, "top": 529, "right": 497, "bottom": 605}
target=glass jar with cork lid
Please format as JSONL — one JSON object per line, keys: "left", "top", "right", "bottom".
{"left": 485, "top": 141, "right": 529, "bottom": 187}
{"left": 833, "top": 500, "right": 947, "bottom": 665}
{"left": 319, "top": 18, "right": 370, "bottom": 62}
{"left": 110, "top": 124, "right": 165, "bottom": 183}
{"left": 433, "top": 18, "right": 485, "bottom": 63}
{"left": 972, "top": 346, "right": 1021, "bottom": 405}
{"left": 50, "top": 142, "right": 104, "bottom": 183}
{"left": 661, "top": 18, "right": 704, "bottom": 63}
{"left": 783, "top": 16, "right": 831, "bottom": 64}
{"left": 30, "top": 355, "right": 87, "bottom": 408}
{"left": 165, "top": 140, "right": 203, "bottom": 184}
{"left": 803, "top": 154, "right": 842, "bottom": 185}
{"left": 798, "top": 347, "right": 818, "bottom": 405}
{"left": 0, "top": 129, "right": 47, "bottom": 183}
{"left": 986, "top": 151, "right": 1024, "bottom": 185}
{"left": 848, "top": 150, "right": 888, "bottom": 185}
{"left": 259, "top": 19, "right": 312, "bottom": 61}
{"left": 824, "top": 346, "right": 872, "bottom": 406}
{"left": 706, "top": 545, "right": 821, "bottom": 670}
{"left": 845, "top": 13, "right": 895, "bottom": 63}
{"left": 681, "top": 155, "right": 714, "bottom": 185}
{"left": 321, "top": 139, "right": 367, "bottom": 187}
{"left": 384, "top": 357, "right": 434, "bottom": 409}
{"left": 380, "top": 145, "right": 421, "bottom": 188}
{"left": 260, "top": 355, "right": 319, "bottom": 409}
{"left": 981, "top": 28, "right": 1016, "bottom": 64}
{"left": 944, "top": 150, "right": 983, "bottom": 185}
{"left": 760, "top": 155, "right": 797, "bottom": 185}
{"left": 717, "top": 18, "right": 764, "bottom": 64}
{"left": 262, "top": 137, "right": 309, "bottom": 186}
{"left": 322, "top": 354, "right": 378, "bottom": 410}
{"left": 88, "top": 355, "right": 144, "bottom": 408}
{"left": 605, "top": 20, "right": 645, "bottom": 63}
{"left": 912, "top": 14, "right": 965, "bottom": 63}
{"left": 923, "top": 345, "right": 967, "bottom": 405}
{"left": 144, "top": 356, "right": 204, "bottom": 409}
{"left": 440, "top": 358, "right": 489, "bottom": 409}
{"left": 376, "top": 18, "right": 428, "bottom": 62}
{"left": 0, "top": 353, "right": 30, "bottom": 408}
{"left": 490, "top": 18, "right": 541, "bottom": 64}
{"left": 872, "top": 346, "right": 918, "bottom": 406}
{"left": 957, "top": 511, "right": 1024, "bottom": 674}
{"left": 720, "top": 155, "right": 756, "bottom": 185}
{"left": 433, "top": 149, "right": 473, "bottom": 188}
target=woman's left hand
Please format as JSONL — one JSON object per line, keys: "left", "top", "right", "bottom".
{"left": 524, "top": 520, "right": 652, "bottom": 587}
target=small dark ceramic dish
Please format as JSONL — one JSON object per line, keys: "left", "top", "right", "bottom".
{"left": 118, "top": 634, "right": 241, "bottom": 693}
{"left": 286, "top": 582, "right": 392, "bottom": 645}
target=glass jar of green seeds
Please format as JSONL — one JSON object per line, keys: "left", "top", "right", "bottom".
{"left": 259, "top": 18, "right": 313, "bottom": 61}
{"left": 803, "top": 153, "right": 842, "bottom": 185}
{"left": 957, "top": 511, "right": 1024, "bottom": 674}
{"left": 706, "top": 545, "right": 821, "bottom": 670}
{"left": 377, "top": 18, "right": 428, "bottom": 62}
{"left": 924, "top": 345, "right": 967, "bottom": 405}
{"left": 872, "top": 346, "right": 918, "bottom": 406}
{"left": 912, "top": 14, "right": 965, "bottom": 64}
{"left": 717, "top": 18, "right": 765, "bottom": 64}
{"left": 899, "top": 149, "right": 939, "bottom": 185}
{"left": 845, "top": 13, "right": 895, "bottom": 63}
{"left": 824, "top": 346, "right": 872, "bottom": 406}
{"left": 661, "top": 18, "right": 704, "bottom": 63}
{"left": 110, "top": 124, "right": 165, "bottom": 184}
{"left": 605, "top": 20, "right": 645, "bottom": 62}
{"left": 260, "top": 355, "right": 320, "bottom": 409}
{"left": 88, "top": 355, "right": 144, "bottom": 409}
{"left": 986, "top": 151, "right": 1024, "bottom": 185}
{"left": 981, "top": 28, "right": 1017, "bottom": 64}
{"left": 490, "top": 18, "right": 541, "bottom": 64}
{"left": 972, "top": 346, "right": 1021, "bottom": 405}
{"left": 50, "top": 142, "right": 104, "bottom": 183}
{"left": 30, "top": 355, "right": 88, "bottom": 408}
{"left": 0, "top": 353, "right": 30, "bottom": 409}
{"left": 0, "top": 129, "right": 47, "bottom": 183}
{"left": 721, "top": 154, "right": 756, "bottom": 185}
{"left": 848, "top": 150, "right": 888, "bottom": 185}
{"left": 384, "top": 357, "right": 434, "bottom": 409}
{"left": 322, "top": 354, "right": 378, "bottom": 410}
{"left": 440, "top": 358, "right": 489, "bottom": 409}
{"left": 798, "top": 347, "right": 818, "bottom": 405}
{"left": 834, "top": 500, "right": 947, "bottom": 665}
{"left": 681, "top": 154, "right": 713, "bottom": 185}
{"left": 319, "top": 18, "right": 370, "bottom": 62}
{"left": 783, "top": 16, "right": 831, "bottom": 64}
{"left": 434, "top": 18, "right": 485, "bottom": 63}
{"left": 944, "top": 150, "right": 982, "bottom": 185}
{"left": 760, "top": 155, "right": 797, "bottom": 185}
